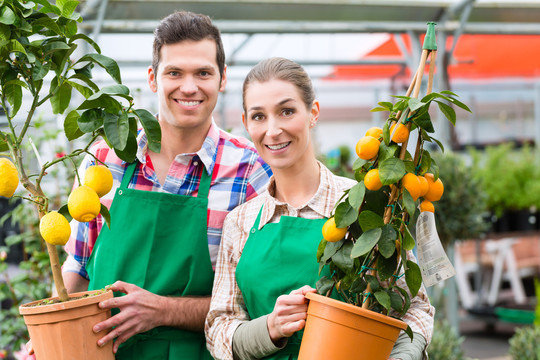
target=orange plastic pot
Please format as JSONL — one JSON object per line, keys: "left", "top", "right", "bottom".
{"left": 298, "top": 292, "right": 408, "bottom": 360}
{"left": 19, "top": 290, "right": 114, "bottom": 360}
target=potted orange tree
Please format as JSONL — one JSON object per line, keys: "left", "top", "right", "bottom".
{"left": 0, "top": 0, "right": 160, "bottom": 358}
{"left": 298, "top": 23, "right": 470, "bottom": 360}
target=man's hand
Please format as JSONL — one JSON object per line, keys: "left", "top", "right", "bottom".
{"left": 267, "top": 285, "right": 316, "bottom": 344}
{"left": 93, "top": 281, "right": 165, "bottom": 353}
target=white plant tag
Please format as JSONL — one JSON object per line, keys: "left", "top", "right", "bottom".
{"left": 415, "top": 211, "right": 456, "bottom": 287}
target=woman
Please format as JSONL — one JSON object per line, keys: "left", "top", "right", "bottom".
{"left": 205, "top": 58, "right": 434, "bottom": 360}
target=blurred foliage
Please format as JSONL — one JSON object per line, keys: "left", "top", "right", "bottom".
{"left": 318, "top": 145, "right": 354, "bottom": 179}
{"left": 469, "top": 144, "right": 540, "bottom": 217}
{"left": 431, "top": 151, "right": 490, "bottom": 247}
{"left": 508, "top": 326, "right": 540, "bottom": 360}
{"left": 427, "top": 320, "right": 467, "bottom": 360}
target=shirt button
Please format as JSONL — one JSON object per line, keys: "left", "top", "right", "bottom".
{"left": 193, "top": 161, "right": 199, "bottom": 166}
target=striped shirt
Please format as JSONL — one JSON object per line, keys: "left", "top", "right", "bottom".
{"left": 63, "top": 122, "right": 272, "bottom": 279}
{"left": 205, "top": 163, "right": 434, "bottom": 360}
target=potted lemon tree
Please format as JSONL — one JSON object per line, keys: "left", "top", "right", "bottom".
{"left": 0, "top": 0, "right": 160, "bottom": 358}
{"left": 298, "top": 23, "right": 470, "bottom": 360}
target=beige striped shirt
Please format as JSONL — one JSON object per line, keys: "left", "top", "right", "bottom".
{"left": 205, "top": 162, "right": 434, "bottom": 359}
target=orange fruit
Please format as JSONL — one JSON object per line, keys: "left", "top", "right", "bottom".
{"left": 423, "top": 173, "right": 444, "bottom": 201}
{"left": 322, "top": 217, "right": 348, "bottom": 242}
{"left": 420, "top": 200, "right": 435, "bottom": 213}
{"left": 417, "top": 175, "right": 429, "bottom": 197}
{"left": 355, "top": 136, "right": 380, "bottom": 160}
{"left": 389, "top": 123, "right": 410, "bottom": 143}
{"left": 364, "top": 169, "right": 383, "bottom": 191}
{"left": 401, "top": 173, "right": 421, "bottom": 201}
{"left": 365, "top": 127, "right": 383, "bottom": 139}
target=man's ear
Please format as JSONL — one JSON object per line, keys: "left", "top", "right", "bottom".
{"left": 148, "top": 66, "right": 157, "bottom": 93}
{"left": 219, "top": 65, "right": 227, "bottom": 92}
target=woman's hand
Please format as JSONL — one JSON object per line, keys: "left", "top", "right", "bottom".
{"left": 267, "top": 285, "right": 316, "bottom": 345}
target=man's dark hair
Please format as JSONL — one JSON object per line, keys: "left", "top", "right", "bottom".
{"left": 152, "top": 11, "right": 225, "bottom": 80}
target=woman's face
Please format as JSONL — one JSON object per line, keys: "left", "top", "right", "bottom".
{"left": 243, "top": 79, "right": 319, "bottom": 172}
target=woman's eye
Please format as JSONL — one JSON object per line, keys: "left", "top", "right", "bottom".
{"left": 282, "top": 109, "right": 294, "bottom": 116}
{"left": 252, "top": 114, "right": 264, "bottom": 121}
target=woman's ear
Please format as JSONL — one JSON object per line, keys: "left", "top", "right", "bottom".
{"left": 310, "top": 100, "right": 320, "bottom": 128}
{"left": 242, "top": 112, "right": 248, "bottom": 130}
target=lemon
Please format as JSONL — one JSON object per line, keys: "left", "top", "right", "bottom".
{"left": 83, "top": 165, "right": 113, "bottom": 197}
{"left": 322, "top": 217, "right": 348, "bottom": 242}
{"left": 0, "top": 158, "right": 19, "bottom": 198}
{"left": 389, "top": 123, "right": 410, "bottom": 143}
{"left": 364, "top": 169, "right": 383, "bottom": 191}
{"left": 40, "top": 211, "right": 71, "bottom": 245}
{"left": 355, "top": 136, "right": 380, "bottom": 160}
{"left": 68, "top": 185, "right": 101, "bottom": 222}
{"left": 401, "top": 173, "right": 422, "bottom": 201}
{"left": 423, "top": 173, "right": 444, "bottom": 202}
{"left": 420, "top": 200, "right": 435, "bottom": 213}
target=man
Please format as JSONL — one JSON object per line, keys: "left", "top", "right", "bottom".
{"left": 61, "top": 11, "right": 272, "bottom": 359}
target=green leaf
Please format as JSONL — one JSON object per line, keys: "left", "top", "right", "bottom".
{"left": 419, "top": 150, "right": 431, "bottom": 175}
{"left": 379, "top": 157, "right": 406, "bottom": 185}
{"left": 435, "top": 100, "right": 456, "bottom": 126}
{"left": 0, "top": 133, "right": 9, "bottom": 152}
{"left": 348, "top": 181, "right": 365, "bottom": 211}
{"left": 103, "top": 111, "right": 129, "bottom": 151}
{"left": 350, "top": 277, "right": 367, "bottom": 293}
{"left": 402, "top": 226, "right": 416, "bottom": 251}
{"left": 316, "top": 239, "right": 327, "bottom": 262}
{"left": 321, "top": 239, "right": 344, "bottom": 263}
{"left": 100, "top": 204, "right": 111, "bottom": 229}
{"left": 78, "top": 108, "right": 104, "bottom": 133}
{"left": 408, "top": 98, "right": 425, "bottom": 112}
{"left": 404, "top": 325, "right": 414, "bottom": 341}
{"left": 63, "top": 110, "right": 84, "bottom": 140}
{"left": 68, "top": 73, "right": 99, "bottom": 91}
{"left": 50, "top": 82, "right": 72, "bottom": 114}
{"left": 431, "top": 137, "right": 445, "bottom": 152}
{"left": 77, "top": 53, "right": 122, "bottom": 83}
{"left": 43, "top": 40, "right": 71, "bottom": 55}
{"left": 382, "top": 121, "right": 391, "bottom": 145}
{"left": 0, "top": 6, "right": 17, "bottom": 25}
{"left": 316, "top": 276, "right": 334, "bottom": 296}
{"left": 66, "top": 80, "right": 92, "bottom": 98}
{"left": 351, "top": 227, "right": 381, "bottom": 258}
{"left": 332, "top": 241, "right": 354, "bottom": 272}
{"left": 78, "top": 94, "right": 122, "bottom": 113}
{"left": 4, "top": 83, "right": 22, "bottom": 117}
{"left": 402, "top": 188, "right": 417, "bottom": 217}
{"left": 379, "top": 224, "right": 397, "bottom": 258}
{"left": 374, "top": 290, "right": 391, "bottom": 311}
{"left": 0, "top": 23, "right": 10, "bottom": 40}
{"left": 429, "top": 159, "right": 439, "bottom": 179}
{"left": 57, "top": 204, "right": 73, "bottom": 222}
{"left": 3, "top": 39, "right": 26, "bottom": 56}
{"left": 414, "top": 110, "right": 435, "bottom": 133}
{"left": 377, "top": 142, "right": 398, "bottom": 163}
{"left": 357, "top": 210, "right": 384, "bottom": 232}
{"left": 389, "top": 290, "right": 404, "bottom": 313}
{"left": 405, "top": 260, "right": 422, "bottom": 297}
{"left": 377, "top": 251, "right": 398, "bottom": 281}
{"left": 69, "top": 34, "right": 101, "bottom": 54}
{"left": 334, "top": 200, "right": 357, "bottom": 228}
{"left": 60, "top": 0, "right": 79, "bottom": 18}
{"left": 31, "top": 17, "right": 62, "bottom": 35}
{"left": 31, "top": 60, "right": 51, "bottom": 81}
{"left": 35, "top": 0, "right": 61, "bottom": 15}
{"left": 64, "top": 19, "right": 78, "bottom": 37}
{"left": 113, "top": 131, "right": 137, "bottom": 163}
{"left": 134, "top": 109, "right": 161, "bottom": 153}
{"left": 352, "top": 157, "right": 367, "bottom": 171}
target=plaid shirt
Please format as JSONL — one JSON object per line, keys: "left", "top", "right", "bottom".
{"left": 63, "top": 122, "right": 272, "bottom": 279}
{"left": 205, "top": 163, "right": 434, "bottom": 359}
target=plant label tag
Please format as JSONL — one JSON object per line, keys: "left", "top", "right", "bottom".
{"left": 415, "top": 211, "right": 456, "bottom": 287}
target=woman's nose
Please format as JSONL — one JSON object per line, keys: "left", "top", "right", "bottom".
{"left": 266, "top": 118, "right": 282, "bottom": 137}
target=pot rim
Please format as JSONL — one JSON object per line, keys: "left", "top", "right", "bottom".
{"left": 306, "top": 292, "right": 408, "bottom": 330}
{"left": 19, "top": 289, "right": 113, "bottom": 315}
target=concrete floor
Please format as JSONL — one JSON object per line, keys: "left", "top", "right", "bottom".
{"left": 460, "top": 317, "right": 520, "bottom": 360}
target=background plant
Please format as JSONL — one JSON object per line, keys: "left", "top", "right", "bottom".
{"left": 0, "top": 0, "right": 160, "bottom": 303}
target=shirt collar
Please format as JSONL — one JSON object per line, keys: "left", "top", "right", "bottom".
{"left": 134, "top": 119, "right": 220, "bottom": 176}
{"left": 257, "top": 161, "right": 333, "bottom": 229}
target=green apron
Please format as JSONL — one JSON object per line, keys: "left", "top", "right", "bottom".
{"left": 86, "top": 161, "right": 214, "bottom": 360}
{"left": 235, "top": 207, "right": 328, "bottom": 360}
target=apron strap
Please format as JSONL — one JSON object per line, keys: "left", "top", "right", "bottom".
{"left": 197, "top": 165, "right": 212, "bottom": 199}
{"left": 120, "top": 162, "right": 138, "bottom": 189}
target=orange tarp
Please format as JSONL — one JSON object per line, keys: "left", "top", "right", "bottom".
{"left": 327, "top": 34, "right": 540, "bottom": 80}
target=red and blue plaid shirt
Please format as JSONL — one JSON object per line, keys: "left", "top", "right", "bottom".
{"left": 63, "top": 122, "right": 272, "bottom": 280}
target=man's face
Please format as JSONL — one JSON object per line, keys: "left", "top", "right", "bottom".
{"left": 148, "top": 39, "right": 226, "bottom": 132}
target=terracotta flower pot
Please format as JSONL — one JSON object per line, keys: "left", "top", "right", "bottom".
{"left": 298, "top": 292, "right": 408, "bottom": 360}
{"left": 19, "top": 289, "right": 114, "bottom": 360}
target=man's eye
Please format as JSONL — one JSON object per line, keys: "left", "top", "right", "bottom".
{"left": 169, "top": 71, "right": 179, "bottom": 76}
{"left": 200, "top": 71, "right": 210, "bottom": 76}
